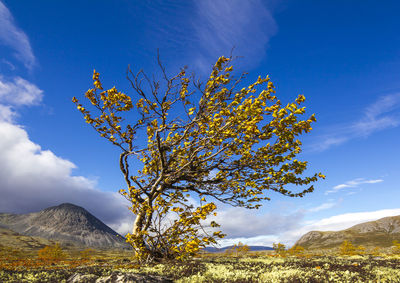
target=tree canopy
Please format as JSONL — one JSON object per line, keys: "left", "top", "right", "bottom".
{"left": 73, "top": 55, "right": 325, "bottom": 263}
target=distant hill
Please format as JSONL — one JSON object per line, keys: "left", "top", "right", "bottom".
{"left": 0, "top": 203, "right": 130, "bottom": 249}
{"left": 295, "top": 215, "right": 400, "bottom": 249}
{"left": 0, "top": 226, "right": 61, "bottom": 251}
{"left": 203, "top": 245, "right": 273, "bottom": 253}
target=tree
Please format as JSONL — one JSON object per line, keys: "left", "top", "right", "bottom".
{"left": 273, "top": 242, "right": 286, "bottom": 256}
{"left": 73, "top": 55, "right": 325, "bottom": 263}
{"left": 339, "top": 240, "right": 365, "bottom": 256}
{"left": 287, "top": 245, "right": 305, "bottom": 257}
{"left": 357, "top": 245, "right": 366, "bottom": 255}
{"left": 339, "top": 240, "right": 355, "bottom": 255}
{"left": 223, "top": 242, "right": 249, "bottom": 257}
{"left": 232, "top": 242, "right": 250, "bottom": 257}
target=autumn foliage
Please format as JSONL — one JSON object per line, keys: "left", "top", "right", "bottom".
{"left": 73, "top": 55, "right": 324, "bottom": 263}
{"left": 273, "top": 242, "right": 287, "bottom": 256}
{"left": 392, "top": 240, "right": 400, "bottom": 254}
{"left": 287, "top": 245, "right": 305, "bottom": 257}
{"left": 339, "top": 240, "right": 365, "bottom": 256}
{"left": 38, "top": 243, "right": 66, "bottom": 261}
{"left": 225, "top": 242, "right": 250, "bottom": 257}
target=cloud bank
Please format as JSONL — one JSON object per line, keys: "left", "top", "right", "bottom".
{"left": 0, "top": 1, "right": 35, "bottom": 70}
{"left": 212, "top": 207, "right": 304, "bottom": 238}
{"left": 208, "top": 205, "right": 304, "bottom": 247}
{"left": 0, "top": 121, "right": 133, "bottom": 235}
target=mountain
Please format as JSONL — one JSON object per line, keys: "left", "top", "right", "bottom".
{"left": 203, "top": 245, "right": 273, "bottom": 253}
{"left": 295, "top": 215, "right": 400, "bottom": 249}
{"left": 0, "top": 203, "right": 130, "bottom": 249}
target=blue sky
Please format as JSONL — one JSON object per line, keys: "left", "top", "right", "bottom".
{"left": 1, "top": 0, "right": 399, "bottom": 247}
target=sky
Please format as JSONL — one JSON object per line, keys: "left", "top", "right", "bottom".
{"left": 0, "top": 0, "right": 399, "bottom": 247}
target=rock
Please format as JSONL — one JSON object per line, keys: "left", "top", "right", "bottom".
{"left": 67, "top": 271, "right": 172, "bottom": 283}
{"left": 67, "top": 273, "right": 99, "bottom": 282}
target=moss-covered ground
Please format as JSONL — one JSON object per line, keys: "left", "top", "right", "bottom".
{"left": 2, "top": 245, "right": 400, "bottom": 282}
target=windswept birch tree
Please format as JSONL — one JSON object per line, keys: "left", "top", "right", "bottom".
{"left": 73, "top": 55, "right": 325, "bottom": 262}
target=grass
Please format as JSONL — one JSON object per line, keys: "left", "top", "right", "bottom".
{"left": 1, "top": 245, "right": 400, "bottom": 282}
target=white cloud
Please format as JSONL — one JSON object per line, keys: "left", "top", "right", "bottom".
{"left": 0, "top": 76, "right": 43, "bottom": 106}
{"left": 359, "top": 93, "right": 400, "bottom": 134}
{"left": 133, "top": 1, "right": 277, "bottom": 74}
{"left": 0, "top": 76, "right": 43, "bottom": 123}
{"left": 307, "top": 201, "right": 336, "bottom": 212}
{"left": 211, "top": 206, "right": 304, "bottom": 238}
{"left": 0, "top": 121, "right": 133, "bottom": 236}
{"left": 0, "top": 104, "right": 16, "bottom": 123}
{"left": 312, "top": 136, "right": 347, "bottom": 152}
{"left": 1, "top": 59, "right": 16, "bottom": 71}
{"left": 203, "top": 205, "right": 304, "bottom": 248}
{"left": 193, "top": 0, "right": 277, "bottom": 71}
{"left": 312, "top": 93, "right": 400, "bottom": 151}
{"left": 218, "top": 235, "right": 280, "bottom": 247}
{"left": 0, "top": 1, "right": 35, "bottom": 70}
{"left": 325, "top": 178, "right": 383, "bottom": 194}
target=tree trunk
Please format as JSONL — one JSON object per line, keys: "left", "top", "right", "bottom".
{"left": 133, "top": 211, "right": 145, "bottom": 236}
{"left": 132, "top": 211, "right": 148, "bottom": 260}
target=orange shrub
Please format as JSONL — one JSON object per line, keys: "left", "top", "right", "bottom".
{"left": 38, "top": 243, "right": 66, "bottom": 261}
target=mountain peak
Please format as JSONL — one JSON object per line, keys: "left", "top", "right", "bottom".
{"left": 44, "top": 203, "right": 88, "bottom": 214}
{"left": 0, "top": 203, "right": 130, "bottom": 249}
{"left": 54, "top": 203, "right": 82, "bottom": 209}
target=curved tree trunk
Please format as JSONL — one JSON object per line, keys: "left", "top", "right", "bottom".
{"left": 132, "top": 211, "right": 147, "bottom": 258}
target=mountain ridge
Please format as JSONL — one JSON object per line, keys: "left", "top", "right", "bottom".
{"left": 295, "top": 215, "right": 400, "bottom": 249}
